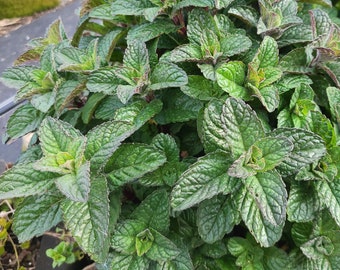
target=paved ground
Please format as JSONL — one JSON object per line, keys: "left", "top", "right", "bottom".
{"left": 0, "top": 0, "right": 81, "bottom": 164}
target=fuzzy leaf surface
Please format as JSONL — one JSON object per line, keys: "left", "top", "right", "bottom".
{"left": 62, "top": 177, "right": 110, "bottom": 263}
{"left": 105, "top": 144, "right": 166, "bottom": 187}
{"left": 271, "top": 128, "right": 326, "bottom": 176}
{"left": 13, "top": 193, "right": 62, "bottom": 242}
{"left": 197, "top": 195, "right": 237, "bottom": 244}
{"left": 131, "top": 190, "right": 170, "bottom": 234}
{"left": 171, "top": 151, "right": 235, "bottom": 211}
{"left": 0, "top": 164, "right": 59, "bottom": 199}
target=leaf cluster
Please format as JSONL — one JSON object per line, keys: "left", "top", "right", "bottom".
{"left": 1, "top": 0, "right": 340, "bottom": 269}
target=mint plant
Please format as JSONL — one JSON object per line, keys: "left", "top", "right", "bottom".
{"left": 1, "top": 0, "right": 340, "bottom": 269}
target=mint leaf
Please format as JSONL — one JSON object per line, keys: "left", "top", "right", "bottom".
{"left": 220, "top": 33, "right": 252, "bottom": 57}
{"left": 149, "top": 62, "right": 188, "bottom": 90}
{"left": 315, "top": 179, "right": 340, "bottom": 227}
{"left": 154, "top": 89, "right": 202, "bottom": 124}
{"left": 272, "top": 128, "right": 327, "bottom": 176}
{"left": 202, "top": 99, "right": 230, "bottom": 153}
{"left": 0, "top": 164, "right": 59, "bottom": 200}
{"left": 87, "top": 68, "right": 124, "bottom": 95}
{"left": 301, "top": 236, "right": 334, "bottom": 259}
{"left": 197, "top": 195, "right": 238, "bottom": 244}
{"left": 221, "top": 97, "right": 265, "bottom": 158}
{"left": 263, "top": 246, "right": 289, "bottom": 270}
{"left": 326, "top": 87, "right": 340, "bottom": 123}
{"left": 151, "top": 133, "right": 179, "bottom": 162}
{"left": 228, "top": 6, "right": 259, "bottom": 27}
{"left": 287, "top": 182, "right": 321, "bottom": 222}
{"left": 38, "top": 117, "right": 83, "bottom": 156}
{"left": 131, "top": 190, "right": 170, "bottom": 234}
{"left": 12, "top": 192, "right": 62, "bottom": 242}
{"left": 1, "top": 66, "right": 37, "bottom": 89}
{"left": 127, "top": 19, "right": 178, "bottom": 43}
{"left": 171, "top": 151, "right": 235, "bottom": 211}
{"left": 55, "top": 80, "right": 85, "bottom": 116}
{"left": 146, "top": 228, "right": 180, "bottom": 261}
{"left": 216, "top": 61, "right": 252, "bottom": 101}
{"left": 5, "top": 103, "right": 45, "bottom": 141}
{"left": 111, "top": 220, "right": 147, "bottom": 254}
{"left": 105, "top": 143, "right": 166, "bottom": 187}
{"left": 310, "top": 9, "right": 332, "bottom": 39}
{"left": 55, "top": 162, "right": 90, "bottom": 202}
{"left": 62, "top": 176, "right": 110, "bottom": 263}
{"left": 235, "top": 185, "right": 284, "bottom": 247}
{"left": 169, "top": 44, "right": 203, "bottom": 63}
{"left": 242, "top": 170, "right": 287, "bottom": 226}
{"left": 253, "top": 36, "right": 279, "bottom": 69}
{"left": 85, "top": 100, "right": 162, "bottom": 170}
{"left": 181, "top": 75, "right": 224, "bottom": 101}
{"left": 111, "top": 253, "right": 150, "bottom": 270}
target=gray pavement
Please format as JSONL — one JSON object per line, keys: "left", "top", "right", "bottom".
{"left": 0, "top": 0, "right": 82, "bottom": 163}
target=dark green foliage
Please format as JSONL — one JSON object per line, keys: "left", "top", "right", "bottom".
{"left": 1, "top": 0, "right": 340, "bottom": 269}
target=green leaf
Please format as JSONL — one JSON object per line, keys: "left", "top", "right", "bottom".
{"left": 287, "top": 181, "right": 321, "bottom": 222}
{"left": 326, "top": 87, "right": 340, "bottom": 123}
{"left": 242, "top": 170, "right": 287, "bottom": 226}
{"left": 173, "top": 0, "right": 214, "bottom": 12}
{"left": 221, "top": 97, "right": 265, "bottom": 158}
{"left": 322, "top": 61, "right": 340, "bottom": 88}
{"left": 263, "top": 246, "right": 289, "bottom": 270}
{"left": 121, "top": 41, "right": 150, "bottom": 81}
{"left": 105, "top": 143, "right": 166, "bottom": 187}
{"left": 62, "top": 176, "right": 110, "bottom": 263}
{"left": 276, "top": 74, "right": 313, "bottom": 94}
{"left": 39, "top": 117, "right": 83, "bottom": 155}
{"left": 85, "top": 100, "right": 162, "bottom": 170}
{"left": 110, "top": 253, "right": 150, "bottom": 270}
{"left": 12, "top": 193, "right": 62, "bottom": 242}
{"left": 146, "top": 228, "right": 180, "bottom": 262}
{"left": 131, "top": 190, "right": 170, "bottom": 234}
{"left": 301, "top": 236, "right": 334, "bottom": 259}
{"left": 127, "top": 19, "right": 178, "bottom": 43}
{"left": 197, "top": 195, "right": 238, "bottom": 244}
{"left": 136, "top": 229, "right": 154, "bottom": 256}
{"left": 149, "top": 62, "right": 188, "bottom": 90}
{"left": 315, "top": 178, "right": 340, "bottom": 227}
{"left": 253, "top": 36, "right": 279, "bottom": 69}
{"left": 81, "top": 93, "right": 106, "bottom": 124}
{"left": 31, "top": 91, "right": 56, "bottom": 113}
{"left": 97, "top": 30, "right": 124, "bottom": 64}
{"left": 111, "top": 220, "right": 147, "bottom": 254}
{"left": 309, "top": 9, "right": 332, "bottom": 39}
{"left": 169, "top": 44, "right": 203, "bottom": 63}
{"left": 0, "top": 163, "right": 59, "bottom": 200}
{"left": 180, "top": 75, "right": 224, "bottom": 101}
{"left": 216, "top": 61, "right": 252, "bottom": 101}
{"left": 155, "top": 246, "right": 194, "bottom": 270}
{"left": 201, "top": 99, "right": 230, "bottom": 153}
{"left": 151, "top": 133, "right": 179, "bottom": 162}
{"left": 171, "top": 151, "right": 236, "bottom": 211}
{"left": 154, "top": 89, "right": 203, "bottom": 124}
{"left": 111, "top": 0, "right": 160, "bottom": 22}
{"left": 1, "top": 66, "right": 37, "bottom": 89}
{"left": 304, "top": 111, "right": 337, "bottom": 149}
{"left": 280, "top": 48, "right": 313, "bottom": 74}
{"left": 55, "top": 162, "right": 90, "bottom": 202}
{"left": 56, "top": 42, "right": 97, "bottom": 72}
{"left": 228, "top": 136, "right": 293, "bottom": 177}
{"left": 5, "top": 103, "right": 45, "bottom": 141}
{"left": 228, "top": 6, "right": 259, "bottom": 27}
{"left": 277, "top": 24, "right": 313, "bottom": 47}
{"left": 227, "top": 237, "right": 265, "bottom": 269}
{"left": 235, "top": 185, "right": 284, "bottom": 247}
{"left": 271, "top": 128, "right": 327, "bottom": 176}
{"left": 220, "top": 34, "right": 252, "bottom": 57}
{"left": 94, "top": 96, "right": 125, "bottom": 120}
{"left": 87, "top": 68, "right": 124, "bottom": 95}
{"left": 55, "top": 80, "right": 85, "bottom": 116}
